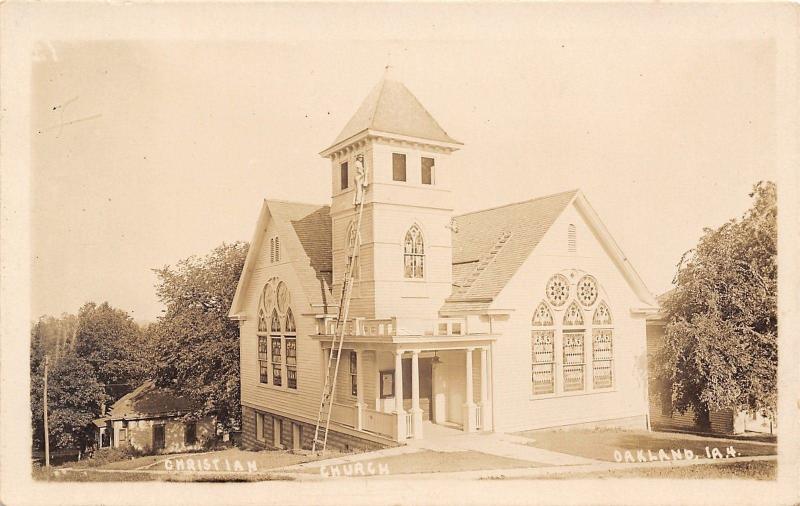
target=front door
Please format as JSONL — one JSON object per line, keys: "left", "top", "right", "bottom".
{"left": 153, "top": 424, "right": 166, "bottom": 450}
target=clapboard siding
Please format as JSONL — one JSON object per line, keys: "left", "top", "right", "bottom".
{"left": 239, "top": 215, "right": 327, "bottom": 423}
{"left": 489, "top": 201, "right": 649, "bottom": 433}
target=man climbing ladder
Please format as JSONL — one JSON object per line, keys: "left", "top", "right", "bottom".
{"left": 312, "top": 153, "right": 368, "bottom": 453}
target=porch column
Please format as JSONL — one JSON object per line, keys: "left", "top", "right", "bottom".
{"left": 355, "top": 349, "right": 364, "bottom": 431}
{"left": 463, "top": 347, "right": 477, "bottom": 433}
{"left": 394, "top": 350, "right": 406, "bottom": 441}
{"left": 410, "top": 350, "right": 423, "bottom": 439}
{"left": 480, "top": 347, "right": 492, "bottom": 431}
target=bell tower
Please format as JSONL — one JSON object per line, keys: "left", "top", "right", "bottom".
{"left": 320, "top": 76, "right": 462, "bottom": 327}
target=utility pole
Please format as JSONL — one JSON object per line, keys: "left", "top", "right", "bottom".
{"left": 43, "top": 355, "right": 50, "bottom": 468}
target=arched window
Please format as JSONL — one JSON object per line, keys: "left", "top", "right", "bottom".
{"left": 270, "top": 310, "right": 282, "bottom": 386}
{"left": 531, "top": 302, "right": 555, "bottom": 395}
{"left": 532, "top": 273, "right": 613, "bottom": 396}
{"left": 256, "top": 282, "right": 275, "bottom": 384}
{"left": 285, "top": 309, "right": 297, "bottom": 389}
{"left": 592, "top": 302, "right": 613, "bottom": 389}
{"left": 403, "top": 225, "right": 424, "bottom": 278}
{"left": 562, "top": 301, "right": 585, "bottom": 392}
{"left": 256, "top": 277, "right": 296, "bottom": 389}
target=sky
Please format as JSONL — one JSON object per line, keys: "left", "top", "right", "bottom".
{"left": 30, "top": 28, "right": 776, "bottom": 322}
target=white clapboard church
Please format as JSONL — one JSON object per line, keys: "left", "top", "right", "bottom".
{"left": 229, "top": 76, "right": 659, "bottom": 451}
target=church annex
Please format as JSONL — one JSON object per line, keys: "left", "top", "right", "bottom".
{"left": 228, "top": 76, "right": 659, "bottom": 451}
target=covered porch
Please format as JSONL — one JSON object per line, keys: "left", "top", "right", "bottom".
{"left": 314, "top": 316, "right": 495, "bottom": 443}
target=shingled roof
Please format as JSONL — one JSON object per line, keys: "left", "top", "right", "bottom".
{"left": 329, "top": 77, "right": 461, "bottom": 147}
{"left": 441, "top": 190, "right": 579, "bottom": 314}
{"left": 104, "top": 381, "right": 196, "bottom": 421}
{"left": 228, "top": 200, "right": 333, "bottom": 319}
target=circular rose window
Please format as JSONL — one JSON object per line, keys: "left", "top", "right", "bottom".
{"left": 576, "top": 275, "right": 598, "bottom": 307}
{"left": 545, "top": 275, "right": 569, "bottom": 307}
{"left": 276, "top": 281, "right": 291, "bottom": 314}
{"left": 263, "top": 281, "right": 276, "bottom": 312}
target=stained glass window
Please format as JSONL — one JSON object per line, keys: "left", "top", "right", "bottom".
{"left": 563, "top": 301, "right": 584, "bottom": 326}
{"left": 403, "top": 225, "right": 425, "bottom": 278}
{"left": 277, "top": 281, "right": 290, "bottom": 314}
{"left": 546, "top": 275, "right": 569, "bottom": 307}
{"left": 285, "top": 309, "right": 297, "bottom": 389}
{"left": 563, "top": 332, "right": 585, "bottom": 392}
{"left": 593, "top": 301, "right": 612, "bottom": 325}
{"left": 271, "top": 309, "right": 282, "bottom": 386}
{"left": 592, "top": 300, "right": 613, "bottom": 389}
{"left": 531, "top": 301, "right": 555, "bottom": 395}
{"left": 592, "top": 329, "right": 613, "bottom": 389}
{"left": 577, "top": 275, "right": 598, "bottom": 307}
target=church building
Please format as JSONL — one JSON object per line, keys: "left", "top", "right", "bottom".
{"left": 229, "top": 76, "right": 660, "bottom": 451}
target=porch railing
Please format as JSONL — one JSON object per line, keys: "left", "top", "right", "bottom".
{"left": 319, "top": 317, "right": 396, "bottom": 337}
{"left": 475, "top": 404, "right": 482, "bottom": 430}
{"left": 362, "top": 408, "right": 396, "bottom": 440}
{"left": 330, "top": 402, "right": 357, "bottom": 428}
{"left": 404, "top": 412, "right": 413, "bottom": 439}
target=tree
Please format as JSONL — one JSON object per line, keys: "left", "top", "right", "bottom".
{"left": 150, "top": 241, "right": 248, "bottom": 432}
{"left": 30, "top": 339, "right": 108, "bottom": 451}
{"left": 73, "top": 302, "right": 150, "bottom": 400}
{"left": 658, "top": 181, "right": 777, "bottom": 428}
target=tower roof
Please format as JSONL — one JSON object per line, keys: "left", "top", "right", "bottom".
{"left": 327, "top": 77, "right": 461, "bottom": 150}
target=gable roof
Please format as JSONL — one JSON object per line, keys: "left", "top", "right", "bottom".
{"left": 228, "top": 199, "right": 333, "bottom": 319}
{"left": 104, "top": 381, "right": 196, "bottom": 421}
{"left": 328, "top": 77, "right": 462, "bottom": 149}
{"left": 441, "top": 189, "right": 657, "bottom": 314}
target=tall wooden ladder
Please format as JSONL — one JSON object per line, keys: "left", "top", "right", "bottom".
{"left": 312, "top": 194, "right": 366, "bottom": 453}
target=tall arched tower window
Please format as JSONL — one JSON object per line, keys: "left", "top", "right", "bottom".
{"left": 285, "top": 309, "right": 297, "bottom": 389}
{"left": 403, "top": 225, "right": 424, "bottom": 278}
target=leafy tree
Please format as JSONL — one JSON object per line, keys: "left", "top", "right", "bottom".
{"left": 73, "top": 302, "right": 150, "bottom": 400}
{"left": 151, "top": 242, "right": 248, "bottom": 431}
{"left": 30, "top": 345, "right": 108, "bottom": 451}
{"left": 658, "top": 181, "right": 777, "bottom": 428}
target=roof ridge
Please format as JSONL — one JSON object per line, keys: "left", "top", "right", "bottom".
{"left": 265, "top": 198, "right": 329, "bottom": 208}
{"left": 454, "top": 189, "right": 579, "bottom": 219}
{"left": 367, "top": 78, "right": 388, "bottom": 127}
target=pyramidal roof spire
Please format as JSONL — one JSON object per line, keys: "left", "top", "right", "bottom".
{"left": 323, "top": 74, "right": 461, "bottom": 154}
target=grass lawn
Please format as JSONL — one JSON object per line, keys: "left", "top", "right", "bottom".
{"left": 517, "top": 460, "right": 777, "bottom": 481}
{"left": 516, "top": 429, "right": 777, "bottom": 463}
{"left": 303, "top": 450, "right": 542, "bottom": 475}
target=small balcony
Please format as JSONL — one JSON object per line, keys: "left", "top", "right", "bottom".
{"left": 315, "top": 316, "right": 476, "bottom": 341}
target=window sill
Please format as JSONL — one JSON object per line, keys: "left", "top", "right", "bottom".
{"left": 256, "top": 382, "right": 300, "bottom": 395}
{"left": 529, "top": 388, "right": 617, "bottom": 401}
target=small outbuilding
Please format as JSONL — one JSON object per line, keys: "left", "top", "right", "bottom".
{"left": 93, "top": 380, "right": 215, "bottom": 453}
